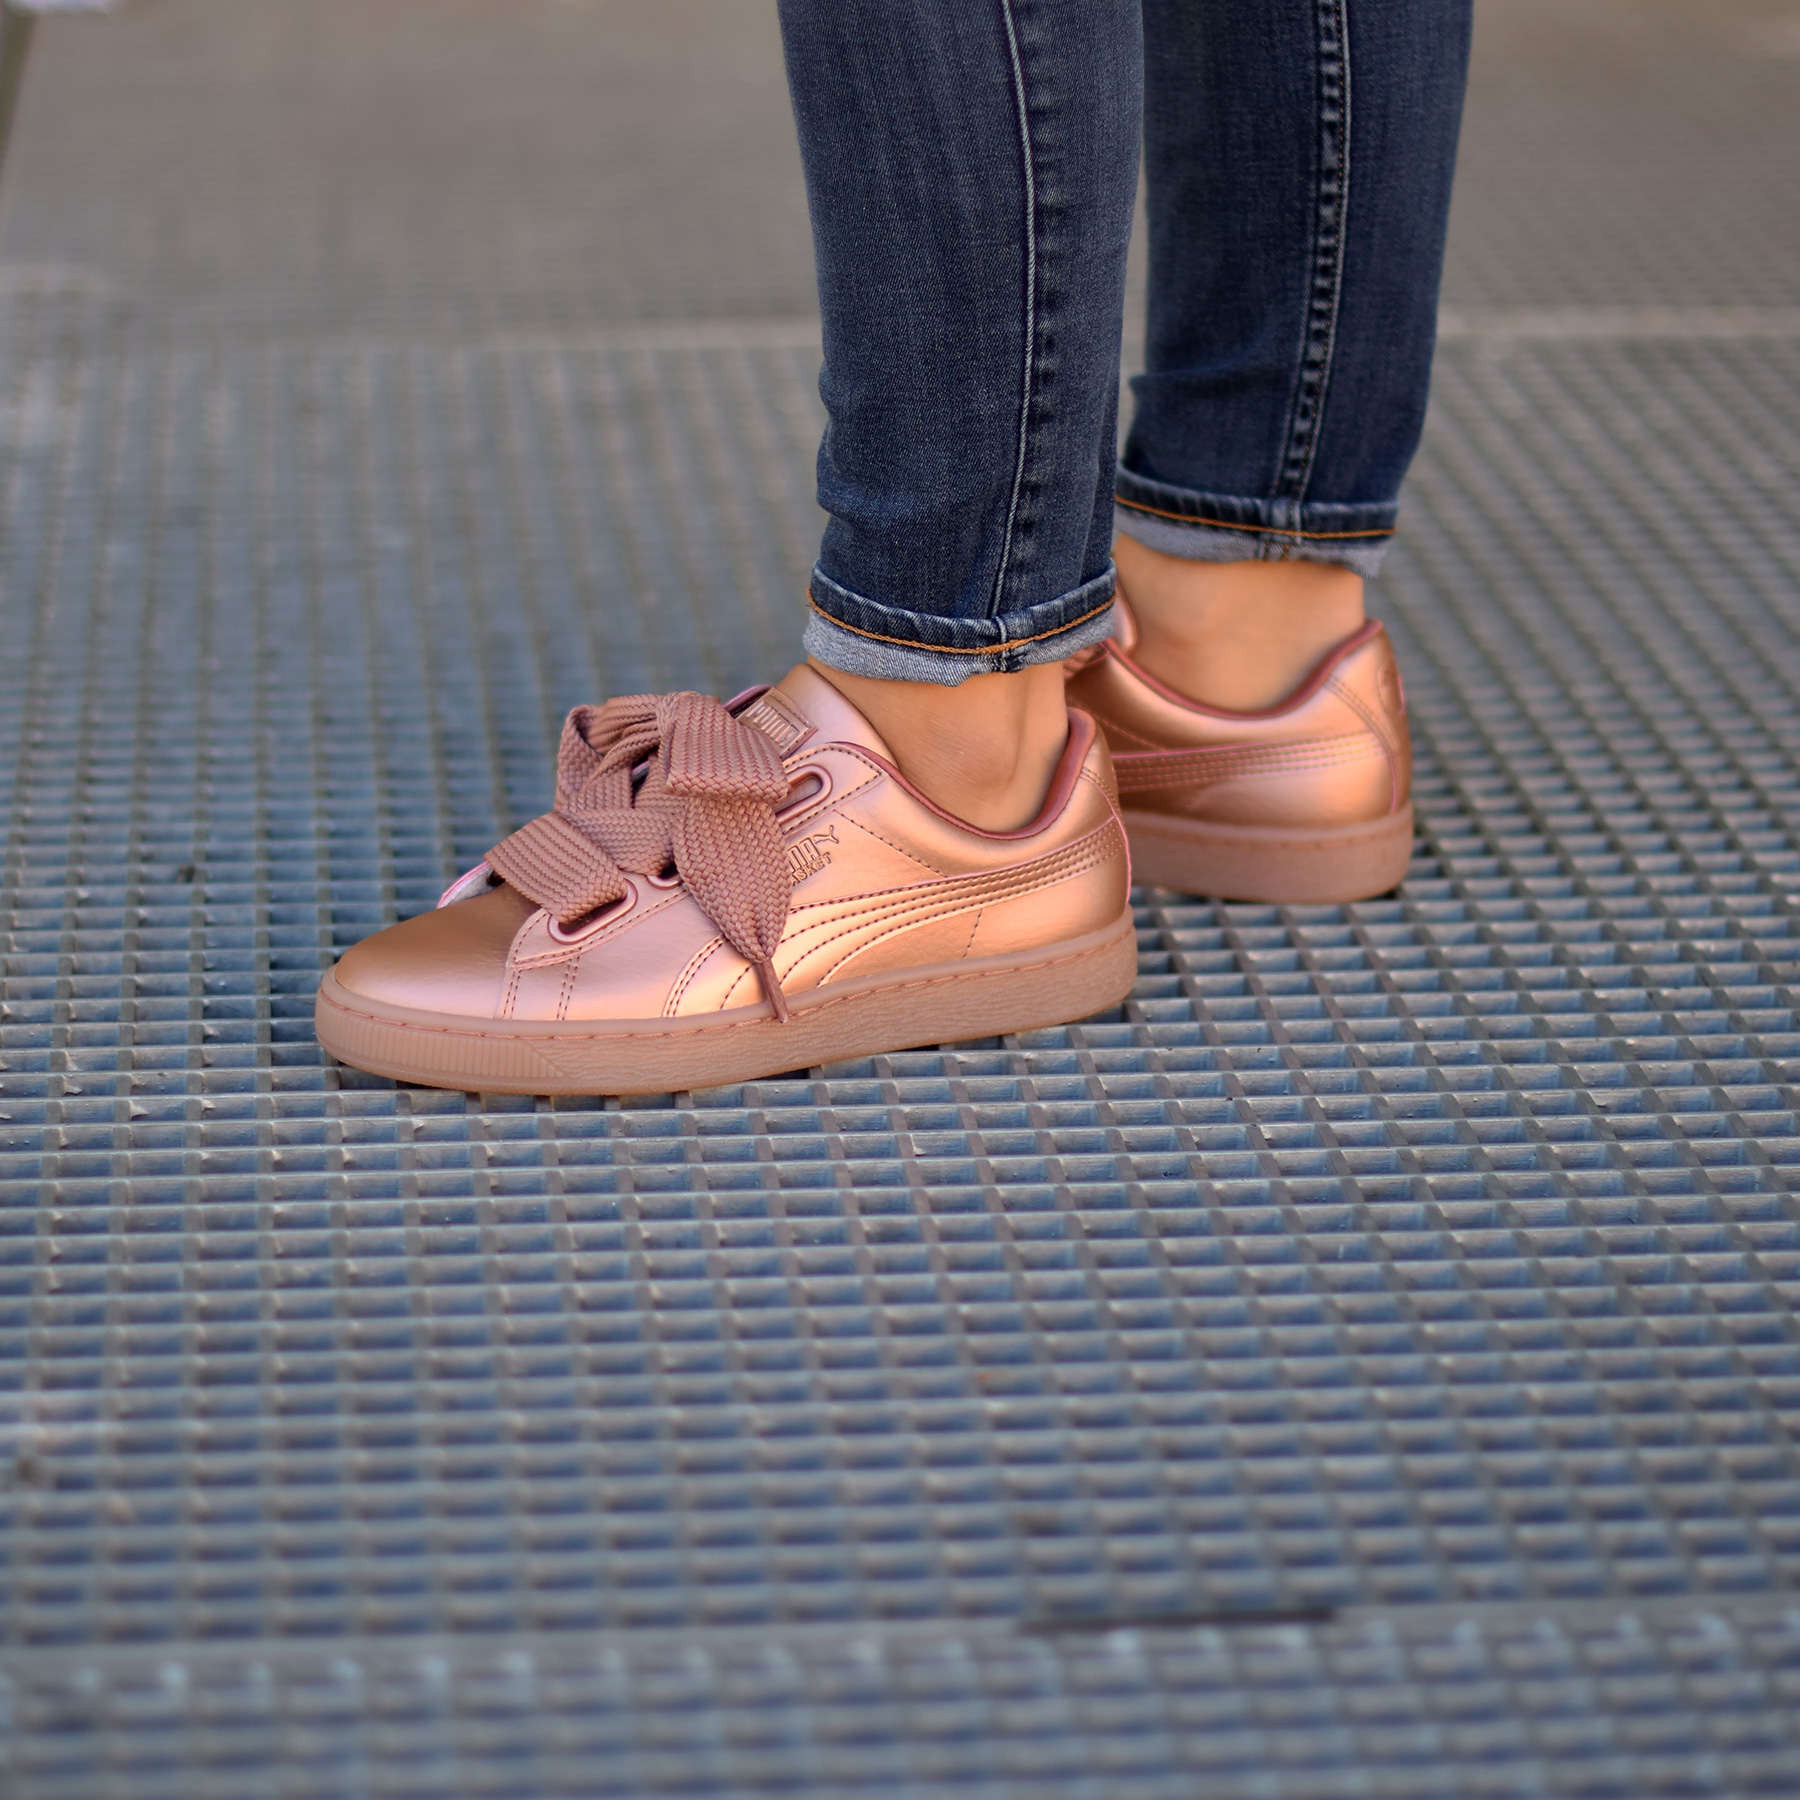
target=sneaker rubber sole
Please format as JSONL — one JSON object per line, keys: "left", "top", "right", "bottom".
{"left": 1123, "top": 802, "right": 1414, "bottom": 903}
{"left": 315, "top": 911, "right": 1138, "bottom": 1096}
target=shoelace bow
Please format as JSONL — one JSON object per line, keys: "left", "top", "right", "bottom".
{"left": 486, "top": 691, "right": 794, "bottom": 1019}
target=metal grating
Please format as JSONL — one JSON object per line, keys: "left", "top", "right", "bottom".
{"left": 1439, "top": 0, "right": 1800, "bottom": 311}
{"left": 3, "top": 1, "right": 1800, "bottom": 1795}
{"left": 11, "top": 1603, "right": 1800, "bottom": 1800}
{"left": 2, "top": 320, "right": 1798, "bottom": 1795}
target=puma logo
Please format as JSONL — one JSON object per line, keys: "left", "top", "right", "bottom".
{"left": 739, "top": 692, "right": 811, "bottom": 756}
{"left": 786, "top": 824, "right": 839, "bottom": 885}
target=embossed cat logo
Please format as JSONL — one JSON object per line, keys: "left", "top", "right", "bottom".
{"left": 786, "top": 823, "right": 839, "bottom": 886}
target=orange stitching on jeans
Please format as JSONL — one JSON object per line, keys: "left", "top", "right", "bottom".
{"left": 1115, "top": 495, "right": 1394, "bottom": 539}
{"left": 807, "top": 594, "right": 1115, "bottom": 654}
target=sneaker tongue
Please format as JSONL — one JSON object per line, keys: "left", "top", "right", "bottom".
{"left": 744, "top": 663, "right": 897, "bottom": 763}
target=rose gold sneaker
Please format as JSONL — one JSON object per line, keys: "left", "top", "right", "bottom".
{"left": 1064, "top": 594, "right": 1413, "bottom": 902}
{"left": 315, "top": 666, "right": 1135, "bottom": 1096}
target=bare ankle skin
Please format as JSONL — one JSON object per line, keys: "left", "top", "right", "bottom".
{"left": 807, "top": 659, "right": 1070, "bottom": 833}
{"left": 1112, "top": 534, "right": 1366, "bottom": 713}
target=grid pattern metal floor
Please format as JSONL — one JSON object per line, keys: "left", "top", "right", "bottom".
{"left": 2, "top": 3, "right": 1799, "bottom": 1797}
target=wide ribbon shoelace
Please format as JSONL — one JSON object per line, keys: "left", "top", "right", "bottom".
{"left": 485, "top": 691, "right": 794, "bottom": 1018}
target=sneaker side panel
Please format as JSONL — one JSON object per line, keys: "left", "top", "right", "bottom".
{"left": 1067, "top": 626, "right": 1411, "bottom": 830}
{"left": 667, "top": 732, "right": 1132, "bottom": 1014}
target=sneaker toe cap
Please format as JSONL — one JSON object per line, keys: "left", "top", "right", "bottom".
{"left": 332, "top": 885, "right": 536, "bottom": 1017}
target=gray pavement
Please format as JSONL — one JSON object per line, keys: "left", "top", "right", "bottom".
{"left": 2, "top": 3, "right": 1800, "bottom": 1797}
{"left": 0, "top": 0, "right": 816, "bottom": 339}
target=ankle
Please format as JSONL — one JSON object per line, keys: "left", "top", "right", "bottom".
{"left": 1112, "top": 535, "right": 1365, "bottom": 712}
{"left": 807, "top": 659, "right": 1069, "bottom": 832}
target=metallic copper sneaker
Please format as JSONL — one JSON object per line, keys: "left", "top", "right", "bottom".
{"left": 315, "top": 665, "right": 1135, "bottom": 1096}
{"left": 1064, "top": 594, "right": 1413, "bottom": 902}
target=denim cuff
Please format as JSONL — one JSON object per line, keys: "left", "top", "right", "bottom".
{"left": 1115, "top": 468, "right": 1399, "bottom": 580}
{"left": 803, "top": 565, "right": 1117, "bottom": 688}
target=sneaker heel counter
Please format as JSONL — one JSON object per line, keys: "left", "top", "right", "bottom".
{"left": 1074, "top": 708, "right": 1132, "bottom": 898}
{"left": 1370, "top": 628, "right": 1413, "bottom": 813}
{"left": 1075, "top": 708, "right": 1123, "bottom": 812}
{"left": 1340, "top": 626, "right": 1413, "bottom": 816}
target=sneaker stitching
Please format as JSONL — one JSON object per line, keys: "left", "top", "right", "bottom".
{"left": 1326, "top": 673, "right": 1403, "bottom": 813}
{"left": 805, "top": 830, "right": 1119, "bottom": 986}
{"left": 322, "top": 925, "right": 1132, "bottom": 1047}
{"left": 667, "top": 823, "right": 1123, "bottom": 1014}
{"left": 1113, "top": 734, "right": 1382, "bottom": 792}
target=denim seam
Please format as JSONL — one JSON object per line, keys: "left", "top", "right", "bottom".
{"left": 806, "top": 594, "right": 1115, "bottom": 654}
{"left": 1115, "top": 494, "right": 1392, "bottom": 541}
{"left": 1276, "top": 0, "right": 1352, "bottom": 509}
{"left": 992, "top": 0, "right": 1037, "bottom": 616}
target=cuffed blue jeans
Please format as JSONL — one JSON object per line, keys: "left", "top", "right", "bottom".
{"left": 778, "top": 0, "right": 1473, "bottom": 686}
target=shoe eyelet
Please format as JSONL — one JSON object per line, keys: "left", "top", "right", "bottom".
{"left": 778, "top": 765, "right": 832, "bottom": 816}
{"left": 545, "top": 879, "right": 637, "bottom": 945}
{"left": 647, "top": 868, "right": 681, "bottom": 889}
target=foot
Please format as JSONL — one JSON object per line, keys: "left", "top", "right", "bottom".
{"left": 809, "top": 659, "right": 1069, "bottom": 833}
{"left": 316, "top": 667, "right": 1135, "bottom": 1095}
{"left": 1110, "top": 534, "right": 1368, "bottom": 712}
{"left": 1065, "top": 591, "right": 1414, "bottom": 903}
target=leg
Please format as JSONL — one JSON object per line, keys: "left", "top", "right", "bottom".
{"left": 1065, "top": 0, "right": 1470, "bottom": 900}
{"left": 318, "top": 1, "right": 1147, "bottom": 1092}
{"left": 1120, "top": 0, "right": 1473, "bottom": 709}
{"left": 819, "top": 662, "right": 1071, "bottom": 832}
{"left": 778, "top": 0, "right": 1141, "bottom": 827}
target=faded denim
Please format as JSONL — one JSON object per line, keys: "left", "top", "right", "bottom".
{"left": 778, "top": 0, "right": 1473, "bottom": 686}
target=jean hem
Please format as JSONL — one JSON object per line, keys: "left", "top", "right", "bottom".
{"left": 1114, "top": 471, "right": 1397, "bottom": 579}
{"left": 803, "top": 565, "right": 1117, "bottom": 686}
